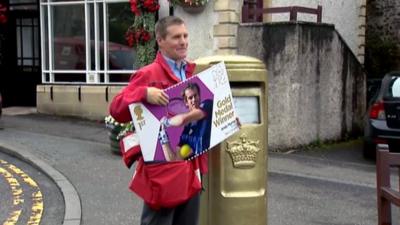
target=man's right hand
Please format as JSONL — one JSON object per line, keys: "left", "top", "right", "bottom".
{"left": 146, "top": 87, "right": 169, "bottom": 106}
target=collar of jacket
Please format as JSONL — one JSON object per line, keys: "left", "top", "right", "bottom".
{"left": 154, "top": 52, "right": 196, "bottom": 83}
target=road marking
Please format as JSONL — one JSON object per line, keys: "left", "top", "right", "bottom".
{"left": 6, "top": 163, "right": 44, "bottom": 225}
{"left": 0, "top": 166, "right": 23, "bottom": 225}
{"left": 0, "top": 159, "right": 44, "bottom": 225}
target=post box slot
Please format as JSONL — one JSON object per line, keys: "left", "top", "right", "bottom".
{"left": 230, "top": 82, "right": 261, "bottom": 88}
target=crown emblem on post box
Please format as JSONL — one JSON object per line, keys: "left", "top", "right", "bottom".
{"left": 226, "top": 133, "right": 261, "bottom": 168}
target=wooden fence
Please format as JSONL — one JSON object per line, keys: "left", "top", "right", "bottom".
{"left": 242, "top": 4, "right": 322, "bottom": 23}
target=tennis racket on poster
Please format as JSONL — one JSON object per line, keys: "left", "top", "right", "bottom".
{"left": 161, "top": 97, "right": 190, "bottom": 127}
{"left": 166, "top": 97, "right": 189, "bottom": 116}
{"left": 129, "top": 62, "right": 240, "bottom": 162}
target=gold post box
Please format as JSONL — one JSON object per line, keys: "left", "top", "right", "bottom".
{"left": 194, "top": 55, "right": 268, "bottom": 225}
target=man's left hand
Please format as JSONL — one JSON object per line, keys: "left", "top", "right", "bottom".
{"left": 146, "top": 87, "right": 169, "bottom": 106}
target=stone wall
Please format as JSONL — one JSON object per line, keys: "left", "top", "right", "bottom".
{"left": 268, "top": 0, "right": 366, "bottom": 63}
{"left": 237, "top": 22, "right": 366, "bottom": 150}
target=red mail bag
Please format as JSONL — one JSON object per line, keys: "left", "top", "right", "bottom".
{"left": 129, "top": 158, "right": 202, "bottom": 210}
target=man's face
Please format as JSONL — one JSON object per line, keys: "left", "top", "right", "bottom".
{"left": 184, "top": 88, "right": 200, "bottom": 111}
{"left": 157, "top": 23, "right": 188, "bottom": 61}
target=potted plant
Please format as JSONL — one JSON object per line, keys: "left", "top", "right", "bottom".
{"left": 172, "top": 0, "right": 208, "bottom": 13}
{"left": 105, "top": 115, "right": 134, "bottom": 154}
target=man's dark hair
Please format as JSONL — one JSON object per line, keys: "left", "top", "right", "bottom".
{"left": 155, "top": 16, "right": 185, "bottom": 39}
{"left": 182, "top": 83, "right": 201, "bottom": 102}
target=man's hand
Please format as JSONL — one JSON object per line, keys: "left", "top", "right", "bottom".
{"left": 146, "top": 87, "right": 169, "bottom": 106}
{"left": 236, "top": 117, "right": 242, "bottom": 128}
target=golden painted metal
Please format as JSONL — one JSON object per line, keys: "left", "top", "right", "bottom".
{"left": 226, "top": 133, "right": 260, "bottom": 168}
{"left": 195, "top": 55, "right": 268, "bottom": 225}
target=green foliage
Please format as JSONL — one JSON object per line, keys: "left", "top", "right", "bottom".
{"left": 131, "top": 12, "right": 156, "bottom": 67}
{"left": 365, "top": 33, "right": 400, "bottom": 78}
{"left": 134, "top": 13, "right": 155, "bottom": 67}
{"left": 133, "top": 12, "right": 156, "bottom": 32}
{"left": 136, "top": 38, "right": 156, "bottom": 67}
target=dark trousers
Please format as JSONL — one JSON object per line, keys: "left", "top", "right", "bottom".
{"left": 140, "top": 194, "right": 200, "bottom": 225}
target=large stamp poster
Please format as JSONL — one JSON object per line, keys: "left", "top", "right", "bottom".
{"left": 129, "top": 62, "right": 239, "bottom": 162}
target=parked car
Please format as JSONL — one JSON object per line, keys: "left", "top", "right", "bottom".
{"left": 364, "top": 71, "right": 400, "bottom": 159}
{"left": 367, "top": 78, "right": 382, "bottom": 104}
{"left": 54, "top": 37, "right": 135, "bottom": 70}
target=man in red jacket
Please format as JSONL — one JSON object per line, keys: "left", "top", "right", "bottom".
{"left": 109, "top": 16, "right": 207, "bottom": 225}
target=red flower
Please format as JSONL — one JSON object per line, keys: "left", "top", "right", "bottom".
{"left": 134, "top": 30, "right": 141, "bottom": 43}
{"left": 125, "top": 30, "right": 135, "bottom": 47}
{"left": 129, "top": 0, "right": 140, "bottom": 16}
{"left": 0, "top": 3, "right": 7, "bottom": 24}
{"left": 149, "top": 3, "right": 160, "bottom": 12}
{"left": 125, "top": 0, "right": 157, "bottom": 50}
{"left": 143, "top": 0, "right": 159, "bottom": 12}
{"left": 0, "top": 14, "right": 6, "bottom": 24}
{"left": 141, "top": 30, "right": 151, "bottom": 42}
{"left": 0, "top": 4, "right": 6, "bottom": 12}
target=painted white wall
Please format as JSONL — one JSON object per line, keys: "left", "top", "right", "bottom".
{"left": 270, "top": 0, "right": 361, "bottom": 58}
{"left": 175, "top": 1, "right": 219, "bottom": 61}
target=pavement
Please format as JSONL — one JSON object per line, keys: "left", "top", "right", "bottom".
{"left": 0, "top": 107, "right": 380, "bottom": 225}
{"left": 1, "top": 108, "right": 79, "bottom": 225}
{"left": 0, "top": 108, "right": 142, "bottom": 225}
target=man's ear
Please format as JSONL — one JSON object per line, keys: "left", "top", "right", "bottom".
{"left": 156, "top": 37, "right": 163, "bottom": 47}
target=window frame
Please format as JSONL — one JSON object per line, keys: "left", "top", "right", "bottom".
{"left": 40, "top": 0, "right": 136, "bottom": 84}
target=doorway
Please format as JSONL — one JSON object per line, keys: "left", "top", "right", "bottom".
{"left": 0, "top": 0, "right": 40, "bottom": 107}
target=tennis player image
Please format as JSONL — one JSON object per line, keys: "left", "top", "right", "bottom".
{"left": 159, "top": 82, "right": 213, "bottom": 161}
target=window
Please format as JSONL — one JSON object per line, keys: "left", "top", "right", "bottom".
{"left": 389, "top": 76, "right": 400, "bottom": 98}
{"left": 16, "top": 17, "right": 40, "bottom": 72}
{"left": 9, "top": 0, "right": 40, "bottom": 72}
{"left": 40, "top": 0, "right": 137, "bottom": 83}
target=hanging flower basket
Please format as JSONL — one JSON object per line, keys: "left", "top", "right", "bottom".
{"left": 173, "top": 0, "right": 208, "bottom": 13}
{"left": 125, "top": 0, "right": 158, "bottom": 67}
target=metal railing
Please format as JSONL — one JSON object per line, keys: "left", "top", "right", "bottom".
{"left": 376, "top": 147, "right": 400, "bottom": 225}
{"left": 242, "top": 4, "right": 322, "bottom": 23}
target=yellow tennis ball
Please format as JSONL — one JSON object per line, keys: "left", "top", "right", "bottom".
{"left": 180, "top": 144, "right": 192, "bottom": 159}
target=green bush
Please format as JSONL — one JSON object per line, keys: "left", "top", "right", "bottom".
{"left": 365, "top": 33, "right": 399, "bottom": 78}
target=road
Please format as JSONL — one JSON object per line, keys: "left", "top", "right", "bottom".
{"left": 0, "top": 150, "right": 64, "bottom": 225}
{"left": 0, "top": 110, "right": 392, "bottom": 224}
{"left": 269, "top": 150, "right": 377, "bottom": 225}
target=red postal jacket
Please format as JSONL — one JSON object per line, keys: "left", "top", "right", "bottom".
{"left": 109, "top": 52, "right": 208, "bottom": 208}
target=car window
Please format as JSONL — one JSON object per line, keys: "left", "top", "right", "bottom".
{"left": 109, "top": 51, "right": 135, "bottom": 70}
{"left": 367, "top": 79, "right": 382, "bottom": 103}
{"left": 391, "top": 77, "right": 400, "bottom": 97}
{"left": 388, "top": 76, "right": 400, "bottom": 98}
